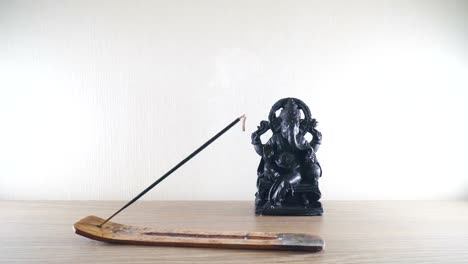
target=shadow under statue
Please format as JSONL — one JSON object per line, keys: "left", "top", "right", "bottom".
{"left": 252, "top": 98, "right": 323, "bottom": 216}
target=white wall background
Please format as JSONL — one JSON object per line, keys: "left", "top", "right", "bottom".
{"left": 1, "top": 0, "right": 467, "bottom": 200}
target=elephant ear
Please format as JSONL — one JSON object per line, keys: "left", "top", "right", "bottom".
{"left": 293, "top": 98, "right": 312, "bottom": 122}
{"left": 270, "top": 117, "right": 282, "bottom": 133}
{"left": 299, "top": 119, "right": 309, "bottom": 134}
{"left": 268, "top": 98, "right": 288, "bottom": 134}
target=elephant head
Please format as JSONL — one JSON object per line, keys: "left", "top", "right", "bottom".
{"left": 277, "top": 99, "right": 309, "bottom": 151}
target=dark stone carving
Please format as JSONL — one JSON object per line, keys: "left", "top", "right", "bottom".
{"left": 252, "top": 98, "right": 323, "bottom": 216}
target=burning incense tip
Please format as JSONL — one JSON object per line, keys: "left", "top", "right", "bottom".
{"left": 240, "top": 114, "right": 247, "bottom": 132}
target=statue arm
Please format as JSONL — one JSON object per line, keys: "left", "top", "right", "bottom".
{"left": 311, "top": 129, "right": 322, "bottom": 152}
{"left": 251, "top": 120, "right": 270, "bottom": 156}
{"left": 253, "top": 143, "right": 263, "bottom": 156}
{"left": 308, "top": 118, "right": 322, "bottom": 152}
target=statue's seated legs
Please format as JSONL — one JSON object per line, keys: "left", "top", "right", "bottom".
{"left": 255, "top": 162, "right": 323, "bottom": 216}
{"left": 269, "top": 170, "right": 301, "bottom": 205}
{"left": 300, "top": 162, "right": 322, "bottom": 202}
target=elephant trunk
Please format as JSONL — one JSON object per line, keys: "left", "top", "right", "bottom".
{"left": 286, "top": 125, "right": 302, "bottom": 151}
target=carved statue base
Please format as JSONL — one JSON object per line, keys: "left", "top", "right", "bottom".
{"left": 255, "top": 181, "right": 323, "bottom": 216}
{"left": 257, "top": 202, "right": 323, "bottom": 216}
{"left": 252, "top": 98, "right": 323, "bottom": 216}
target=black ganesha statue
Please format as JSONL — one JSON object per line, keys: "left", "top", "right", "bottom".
{"left": 252, "top": 98, "right": 323, "bottom": 216}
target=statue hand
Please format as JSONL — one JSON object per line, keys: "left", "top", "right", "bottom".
{"left": 257, "top": 121, "right": 270, "bottom": 133}
{"left": 305, "top": 150, "right": 316, "bottom": 165}
{"left": 312, "top": 129, "right": 322, "bottom": 141}
{"left": 251, "top": 131, "right": 261, "bottom": 145}
{"left": 310, "top": 118, "right": 318, "bottom": 128}
{"left": 308, "top": 119, "right": 322, "bottom": 141}
{"left": 251, "top": 120, "right": 270, "bottom": 145}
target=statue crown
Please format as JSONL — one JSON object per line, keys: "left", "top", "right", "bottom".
{"left": 280, "top": 99, "right": 301, "bottom": 121}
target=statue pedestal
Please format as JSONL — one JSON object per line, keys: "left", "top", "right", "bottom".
{"left": 256, "top": 201, "right": 323, "bottom": 216}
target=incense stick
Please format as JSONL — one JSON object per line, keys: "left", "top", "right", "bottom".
{"left": 97, "top": 114, "right": 246, "bottom": 227}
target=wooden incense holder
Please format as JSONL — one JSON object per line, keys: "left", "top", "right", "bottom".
{"left": 74, "top": 215, "right": 324, "bottom": 252}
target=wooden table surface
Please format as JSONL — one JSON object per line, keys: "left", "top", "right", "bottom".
{"left": 1, "top": 201, "right": 468, "bottom": 263}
